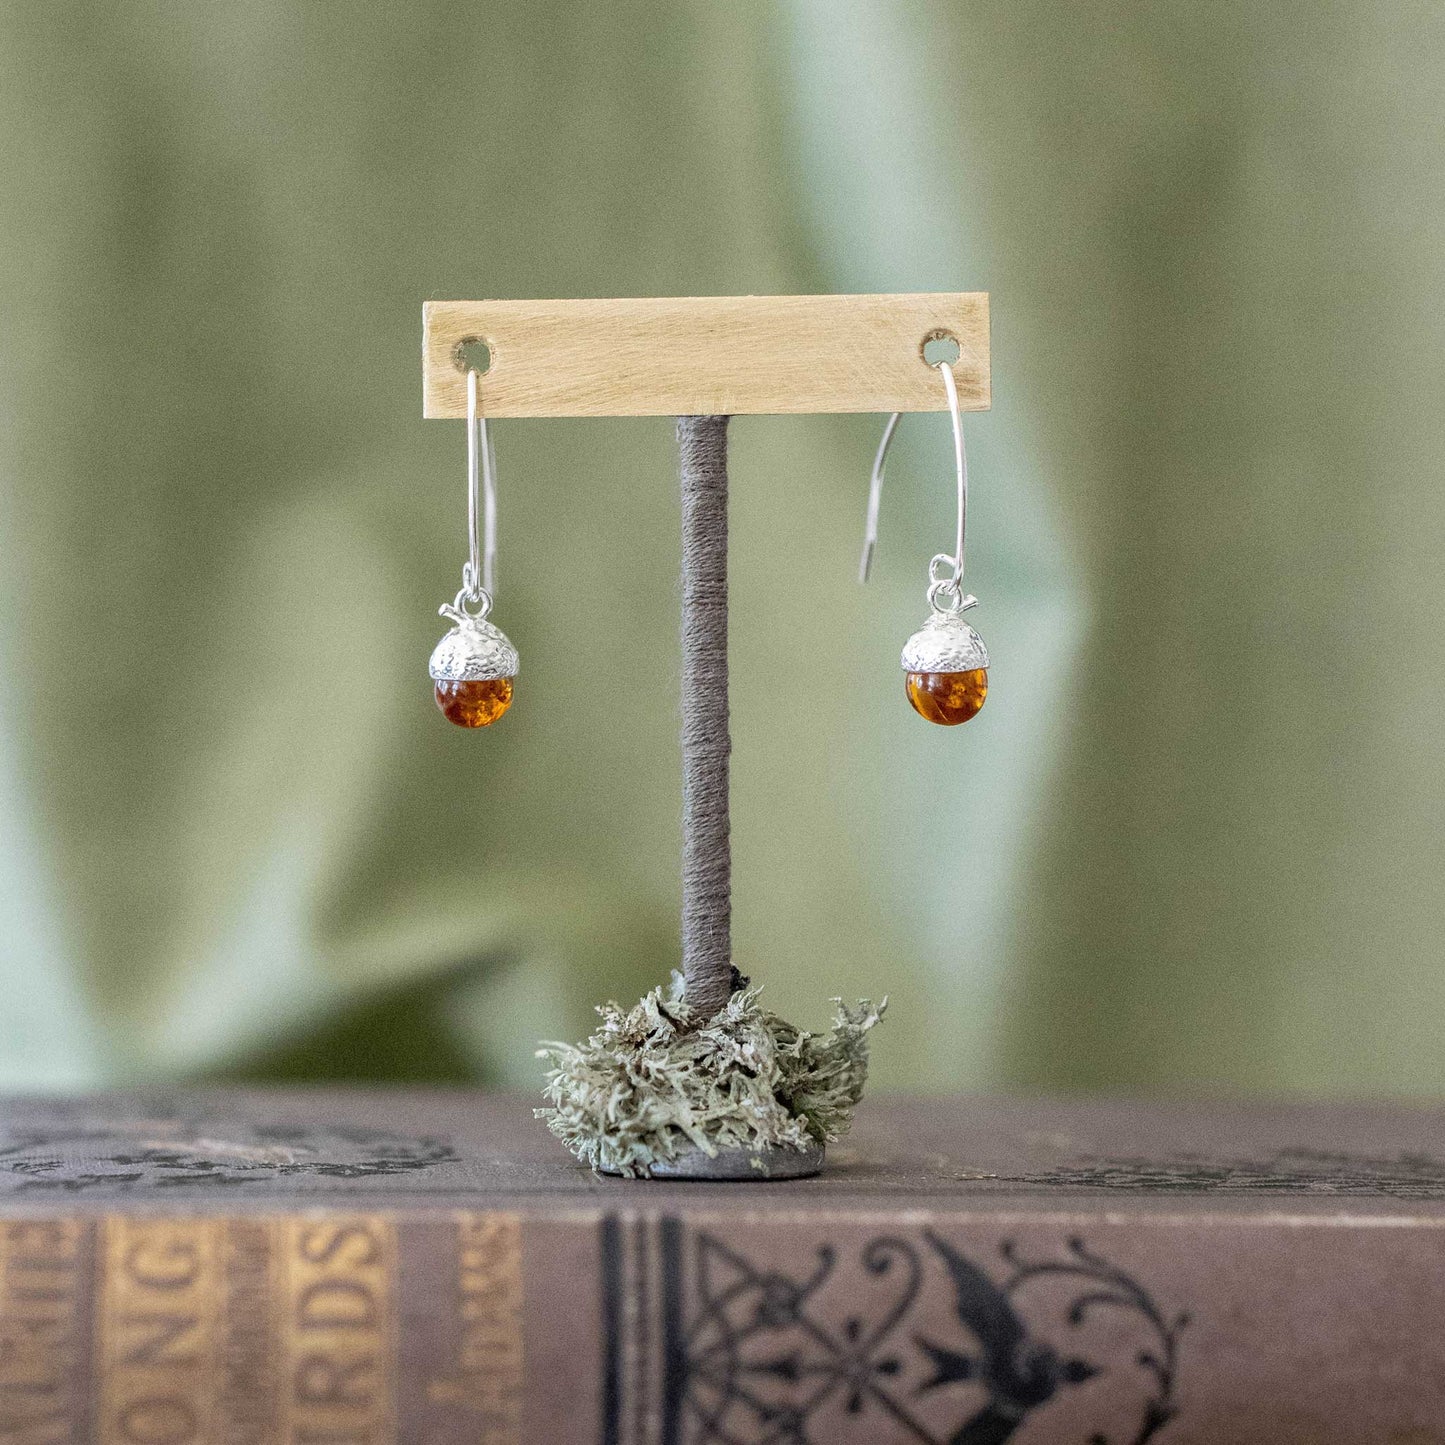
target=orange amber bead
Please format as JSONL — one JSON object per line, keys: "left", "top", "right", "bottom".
{"left": 435, "top": 677, "right": 513, "bottom": 727}
{"left": 906, "top": 669, "right": 987, "bottom": 725}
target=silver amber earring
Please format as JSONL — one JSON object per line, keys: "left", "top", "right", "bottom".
{"left": 860, "top": 359, "right": 989, "bottom": 725}
{"left": 430, "top": 368, "right": 519, "bottom": 727}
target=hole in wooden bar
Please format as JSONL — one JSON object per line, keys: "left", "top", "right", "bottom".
{"left": 453, "top": 337, "right": 492, "bottom": 374}
{"left": 921, "top": 331, "right": 962, "bottom": 367}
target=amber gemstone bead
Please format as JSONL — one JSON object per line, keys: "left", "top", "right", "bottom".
{"left": 435, "top": 677, "right": 513, "bottom": 727}
{"left": 906, "top": 668, "right": 987, "bottom": 725}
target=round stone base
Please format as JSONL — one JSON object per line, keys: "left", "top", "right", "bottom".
{"left": 601, "top": 1142, "right": 825, "bottom": 1181}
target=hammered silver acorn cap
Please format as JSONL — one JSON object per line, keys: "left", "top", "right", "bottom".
{"left": 901, "top": 609, "right": 989, "bottom": 672}
{"left": 428, "top": 618, "right": 519, "bottom": 682}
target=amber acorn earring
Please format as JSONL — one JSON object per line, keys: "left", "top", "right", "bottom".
{"left": 860, "top": 359, "right": 989, "bottom": 725}
{"left": 430, "top": 368, "right": 519, "bottom": 727}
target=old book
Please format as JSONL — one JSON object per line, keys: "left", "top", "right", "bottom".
{"left": 0, "top": 1092, "right": 1442, "bottom": 1444}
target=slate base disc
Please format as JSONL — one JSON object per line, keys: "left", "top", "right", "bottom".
{"left": 600, "top": 1142, "right": 825, "bottom": 1181}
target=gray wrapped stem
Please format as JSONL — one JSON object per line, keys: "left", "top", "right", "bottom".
{"left": 678, "top": 415, "right": 734, "bottom": 1019}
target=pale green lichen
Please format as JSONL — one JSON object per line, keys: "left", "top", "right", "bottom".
{"left": 536, "top": 974, "right": 885, "bottom": 1177}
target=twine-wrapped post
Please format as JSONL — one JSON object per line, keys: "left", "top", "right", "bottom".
{"left": 677, "top": 415, "right": 734, "bottom": 1018}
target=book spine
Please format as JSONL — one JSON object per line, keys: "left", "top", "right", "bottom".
{"left": 0, "top": 1208, "right": 1441, "bottom": 1443}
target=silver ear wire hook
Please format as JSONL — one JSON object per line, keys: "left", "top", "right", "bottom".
{"left": 859, "top": 411, "right": 900, "bottom": 583}
{"left": 464, "top": 367, "right": 498, "bottom": 601}
{"left": 859, "top": 360, "right": 969, "bottom": 605}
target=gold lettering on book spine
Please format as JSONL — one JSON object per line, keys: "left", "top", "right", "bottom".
{"left": 278, "top": 1217, "right": 396, "bottom": 1445}
{"left": 96, "top": 1216, "right": 397, "bottom": 1445}
{"left": 426, "top": 1214, "right": 523, "bottom": 1444}
{"left": 99, "top": 1217, "right": 225, "bottom": 1445}
{"left": 0, "top": 1220, "right": 87, "bottom": 1445}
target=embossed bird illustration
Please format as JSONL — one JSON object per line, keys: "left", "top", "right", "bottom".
{"left": 917, "top": 1230, "right": 1099, "bottom": 1445}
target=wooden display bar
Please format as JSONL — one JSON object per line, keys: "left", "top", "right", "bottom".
{"left": 422, "top": 292, "right": 990, "bottom": 419}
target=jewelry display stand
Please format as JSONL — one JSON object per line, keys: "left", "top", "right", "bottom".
{"left": 422, "top": 294, "right": 991, "bottom": 1177}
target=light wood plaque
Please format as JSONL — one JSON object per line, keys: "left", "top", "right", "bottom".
{"left": 422, "top": 293, "right": 989, "bottom": 418}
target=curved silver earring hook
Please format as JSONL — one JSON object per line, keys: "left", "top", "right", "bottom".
{"left": 858, "top": 360, "right": 968, "bottom": 594}
{"left": 464, "top": 367, "right": 499, "bottom": 600}
{"left": 858, "top": 412, "right": 900, "bottom": 583}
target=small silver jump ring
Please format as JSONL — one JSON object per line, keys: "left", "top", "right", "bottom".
{"left": 927, "top": 580, "right": 963, "bottom": 614}
{"left": 928, "top": 581, "right": 981, "bottom": 617}
{"left": 444, "top": 585, "right": 493, "bottom": 622}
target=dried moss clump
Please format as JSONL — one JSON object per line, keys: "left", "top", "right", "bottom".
{"left": 536, "top": 974, "right": 885, "bottom": 1177}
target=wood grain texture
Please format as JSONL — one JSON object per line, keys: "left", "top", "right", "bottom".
{"left": 422, "top": 293, "right": 989, "bottom": 418}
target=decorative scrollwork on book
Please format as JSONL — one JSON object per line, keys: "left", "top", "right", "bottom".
{"left": 629, "top": 1219, "right": 1189, "bottom": 1445}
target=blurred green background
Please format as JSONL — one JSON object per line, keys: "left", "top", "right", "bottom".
{"left": 1, "top": 2, "right": 1442, "bottom": 1095}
